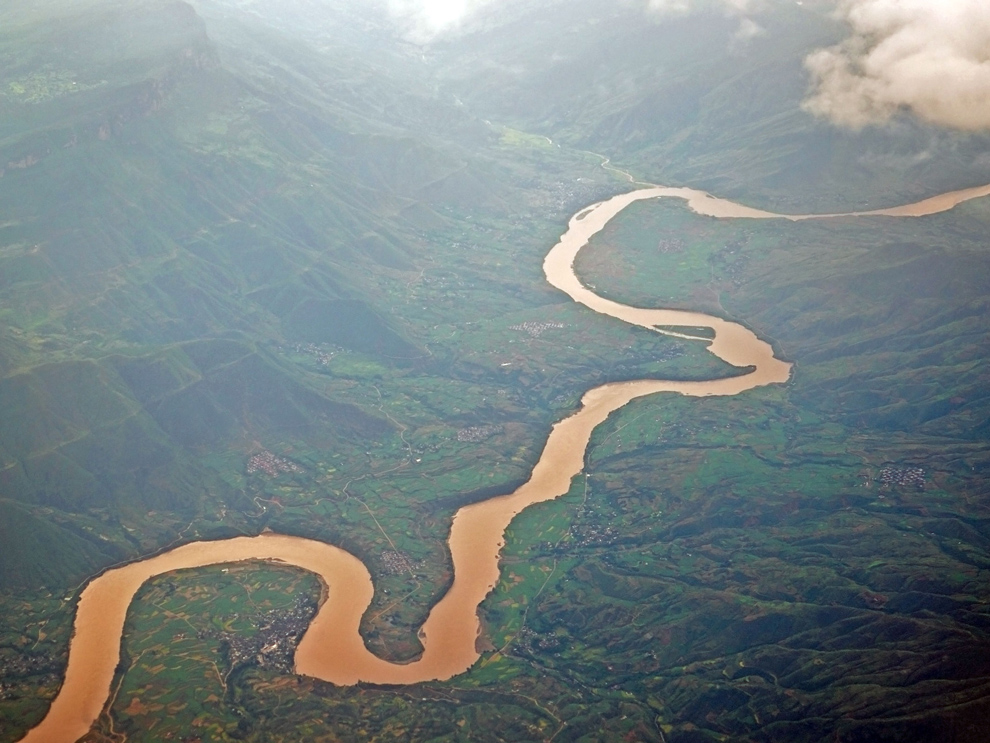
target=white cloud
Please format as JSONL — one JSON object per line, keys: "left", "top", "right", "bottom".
{"left": 386, "top": 0, "right": 495, "bottom": 42}
{"left": 639, "top": 0, "right": 767, "bottom": 48}
{"left": 803, "top": 0, "right": 990, "bottom": 131}
{"left": 723, "top": 0, "right": 756, "bottom": 11}
{"left": 388, "top": 0, "right": 766, "bottom": 39}
{"left": 644, "top": 0, "right": 692, "bottom": 16}
{"left": 733, "top": 16, "right": 765, "bottom": 43}
{"left": 640, "top": 0, "right": 763, "bottom": 17}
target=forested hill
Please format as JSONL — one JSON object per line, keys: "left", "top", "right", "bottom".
{"left": 0, "top": 0, "right": 500, "bottom": 587}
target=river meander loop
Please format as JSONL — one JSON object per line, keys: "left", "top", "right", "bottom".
{"left": 19, "top": 180, "right": 990, "bottom": 743}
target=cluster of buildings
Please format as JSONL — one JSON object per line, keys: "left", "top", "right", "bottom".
{"left": 456, "top": 424, "right": 504, "bottom": 443}
{"left": 275, "top": 342, "right": 338, "bottom": 367}
{"left": 564, "top": 521, "right": 620, "bottom": 549}
{"left": 514, "top": 626, "right": 563, "bottom": 654}
{"left": 537, "top": 180, "right": 612, "bottom": 217}
{"left": 0, "top": 654, "right": 57, "bottom": 701}
{"left": 204, "top": 595, "right": 317, "bottom": 675}
{"left": 713, "top": 242, "right": 751, "bottom": 283}
{"left": 534, "top": 521, "right": 620, "bottom": 555}
{"left": 379, "top": 550, "right": 419, "bottom": 577}
{"left": 878, "top": 466, "right": 926, "bottom": 488}
{"left": 246, "top": 451, "right": 303, "bottom": 477}
{"left": 509, "top": 321, "right": 566, "bottom": 338}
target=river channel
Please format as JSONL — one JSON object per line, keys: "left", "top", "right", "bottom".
{"left": 19, "top": 181, "right": 990, "bottom": 743}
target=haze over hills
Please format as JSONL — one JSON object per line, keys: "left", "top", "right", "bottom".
{"left": 429, "top": 0, "right": 990, "bottom": 207}
{"left": 0, "top": 0, "right": 481, "bottom": 584}
{"left": 1, "top": 1, "right": 990, "bottom": 742}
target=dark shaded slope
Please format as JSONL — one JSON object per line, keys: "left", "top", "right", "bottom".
{"left": 0, "top": 500, "right": 123, "bottom": 588}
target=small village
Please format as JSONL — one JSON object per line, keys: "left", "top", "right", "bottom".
{"left": 379, "top": 549, "right": 422, "bottom": 577}
{"left": 202, "top": 595, "right": 318, "bottom": 676}
{"left": 514, "top": 625, "right": 563, "bottom": 655}
{"left": 455, "top": 424, "right": 504, "bottom": 443}
{"left": 274, "top": 342, "right": 340, "bottom": 367}
{"left": 0, "top": 654, "right": 58, "bottom": 701}
{"left": 657, "top": 238, "right": 684, "bottom": 254}
{"left": 711, "top": 239, "right": 752, "bottom": 283}
{"left": 877, "top": 465, "right": 926, "bottom": 488}
{"left": 509, "top": 321, "right": 566, "bottom": 338}
{"left": 246, "top": 450, "right": 304, "bottom": 477}
{"left": 567, "top": 521, "right": 620, "bottom": 548}
{"left": 535, "top": 519, "right": 620, "bottom": 555}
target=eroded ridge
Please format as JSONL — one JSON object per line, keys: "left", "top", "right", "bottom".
{"left": 21, "top": 181, "right": 990, "bottom": 743}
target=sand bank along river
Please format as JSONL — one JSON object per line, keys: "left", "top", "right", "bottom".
{"left": 20, "top": 181, "right": 990, "bottom": 743}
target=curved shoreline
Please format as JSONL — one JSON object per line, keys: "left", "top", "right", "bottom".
{"left": 19, "top": 181, "right": 990, "bottom": 743}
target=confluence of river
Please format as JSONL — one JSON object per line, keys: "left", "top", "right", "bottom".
{"left": 20, "top": 180, "right": 990, "bottom": 743}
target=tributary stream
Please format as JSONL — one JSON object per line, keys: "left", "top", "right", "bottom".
{"left": 20, "top": 179, "right": 990, "bottom": 743}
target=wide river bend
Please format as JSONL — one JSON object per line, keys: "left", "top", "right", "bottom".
{"left": 20, "top": 180, "right": 990, "bottom": 743}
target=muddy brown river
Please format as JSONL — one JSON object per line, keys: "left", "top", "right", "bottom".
{"left": 19, "top": 181, "right": 990, "bottom": 743}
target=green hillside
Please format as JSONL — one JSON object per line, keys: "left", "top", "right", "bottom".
{"left": 0, "top": 0, "right": 479, "bottom": 588}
